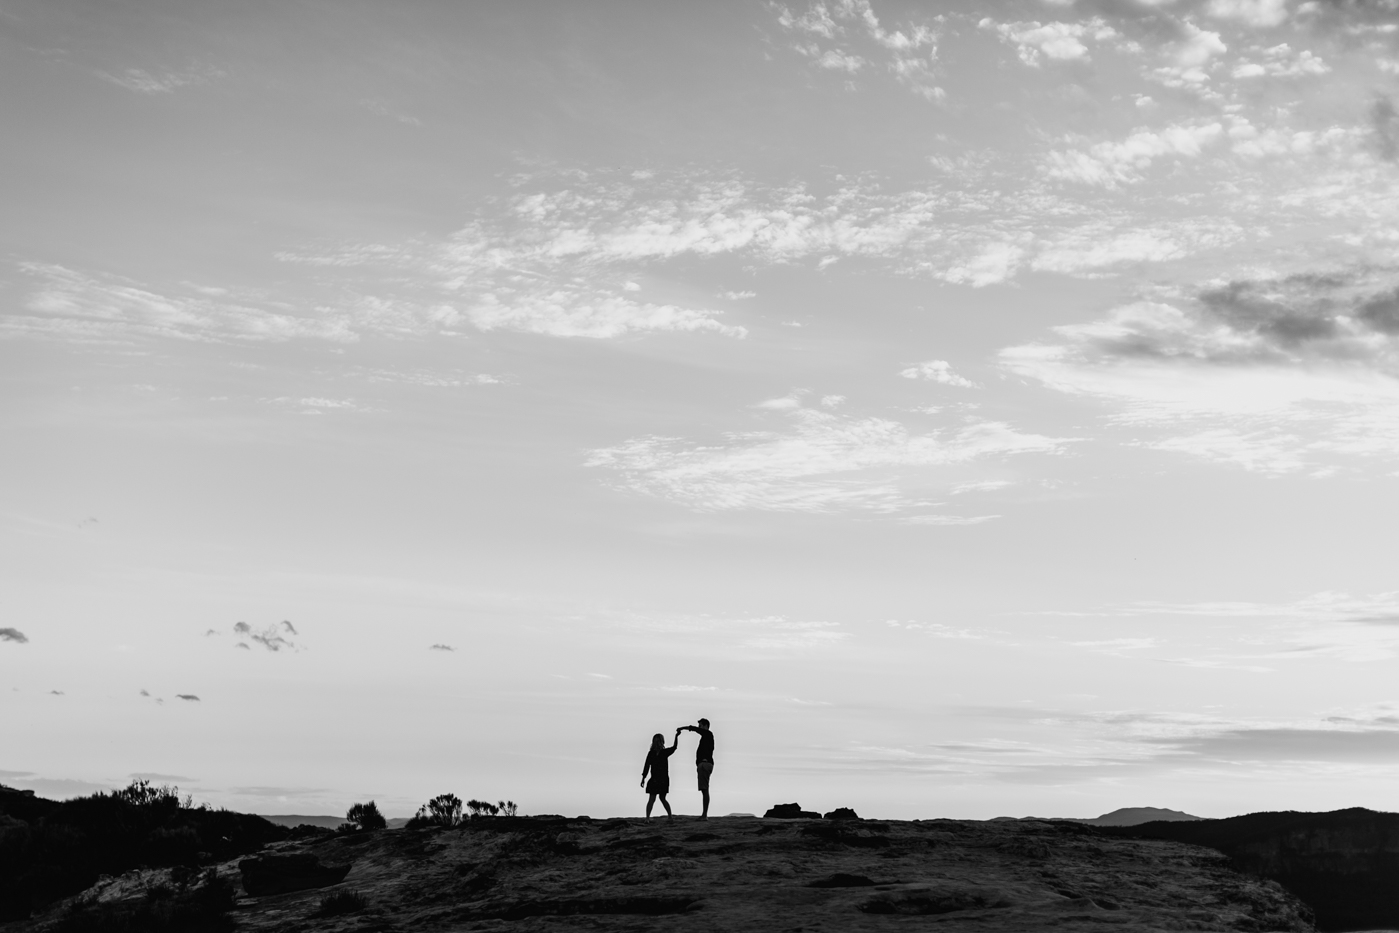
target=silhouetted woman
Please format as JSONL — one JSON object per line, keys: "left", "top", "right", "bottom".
{"left": 640, "top": 730, "right": 680, "bottom": 821}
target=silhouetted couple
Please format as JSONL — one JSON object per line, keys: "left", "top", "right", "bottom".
{"left": 640, "top": 718, "right": 714, "bottom": 822}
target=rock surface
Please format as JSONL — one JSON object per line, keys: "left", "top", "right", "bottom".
{"left": 8, "top": 814, "right": 1314, "bottom": 932}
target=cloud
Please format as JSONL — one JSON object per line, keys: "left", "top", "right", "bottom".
{"left": 980, "top": 17, "right": 1121, "bottom": 66}
{"left": 1045, "top": 122, "right": 1225, "bottom": 187}
{"left": 429, "top": 643, "right": 455, "bottom": 651}
{"left": 0, "top": 628, "right": 27, "bottom": 643}
{"left": 233, "top": 620, "right": 299, "bottom": 652}
{"left": 1231, "top": 43, "right": 1329, "bottom": 78}
{"left": 176, "top": 694, "right": 200, "bottom": 702}
{"left": 901, "top": 513, "right": 1000, "bottom": 525}
{"left": 229, "top": 785, "right": 327, "bottom": 798}
{"left": 1001, "top": 270, "right": 1399, "bottom": 472}
{"left": 773, "top": 0, "right": 943, "bottom": 99}
{"left": 8, "top": 777, "right": 115, "bottom": 799}
{"left": 130, "top": 772, "right": 196, "bottom": 782}
{"left": 97, "top": 67, "right": 207, "bottom": 94}
{"left": 587, "top": 398, "right": 1068, "bottom": 514}
{"left": 1206, "top": 0, "right": 1289, "bottom": 28}
{"left": 1372, "top": 96, "right": 1399, "bottom": 162}
{"left": 1150, "top": 727, "right": 1399, "bottom": 762}
{"left": 900, "top": 360, "right": 976, "bottom": 387}
{"left": 467, "top": 291, "right": 744, "bottom": 339}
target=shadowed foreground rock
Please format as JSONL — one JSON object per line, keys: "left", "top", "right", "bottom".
{"left": 5, "top": 814, "right": 1314, "bottom": 932}
{"left": 1104, "top": 808, "right": 1399, "bottom": 932}
{"left": 238, "top": 853, "right": 351, "bottom": 896}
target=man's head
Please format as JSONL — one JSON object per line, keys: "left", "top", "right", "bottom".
{"left": 697, "top": 718, "right": 710, "bottom": 730}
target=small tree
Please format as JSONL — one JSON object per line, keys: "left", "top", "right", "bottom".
{"left": 344, "top": 801, "right": 387, "bottom": 832}
{"left": 427, "top": 793, "right": 463, "bottom": 827}
{"left": 498, "top": 800, "right": 518, "bottom": 817}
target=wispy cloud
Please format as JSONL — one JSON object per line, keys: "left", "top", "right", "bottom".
{"left": 8, "top": 264, "right": 357, "bottom": 345}
{"left": 773, "top": 0, "right": 944, "bottom": 100}
{"left": 0, "top": 628, "right": 27, "bottom": 644}
{"left": 96, "top": 66, "right": 214, "bottom": 94}
{"left": 587, "top": 397, "right": 1068, "bottom": 514}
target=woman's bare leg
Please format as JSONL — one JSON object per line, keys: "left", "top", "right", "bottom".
{"left": 645, "top": 793, "right": 657, "bottom": 820}
{"left": 659, "top": 794, "right": 673, "bottom": 820}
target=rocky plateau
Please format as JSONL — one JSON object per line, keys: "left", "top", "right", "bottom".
{"left": 7, "top": 812, "right": 1318, "bottom": 933}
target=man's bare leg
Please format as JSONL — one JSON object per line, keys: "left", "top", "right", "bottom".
{"left": 700, "top": 789, "right": 709, "bottom": 820}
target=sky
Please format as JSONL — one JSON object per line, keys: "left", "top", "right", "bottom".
{"left": 5, "top": 0, "right": 1399, "bottom": 822}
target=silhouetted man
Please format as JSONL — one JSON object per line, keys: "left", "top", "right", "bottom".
{"left": 679, "top": 718, "right": 714, "bottom": 819}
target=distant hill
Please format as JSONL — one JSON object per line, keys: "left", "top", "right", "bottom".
{"left": 259, "top": 813, "right": 412, "bottom": 830}
{"left": 993, "top": 807, "right": 1204, "bottom": 826}
{"left": 1076, "top": 807, "right": 1204, "bottom": 826}
{"left": 257, "top": 814, "right": 343, "bottom": 830}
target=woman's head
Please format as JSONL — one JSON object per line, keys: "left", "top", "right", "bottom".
{"left": 651, "top": 733, "right": 665, "bottom": 750}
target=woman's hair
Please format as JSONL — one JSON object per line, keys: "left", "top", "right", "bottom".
{"left": 650, "top": 733, "right": 665, "bottom": 749}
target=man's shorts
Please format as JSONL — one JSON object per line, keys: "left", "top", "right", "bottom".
{"left": 697, "top": 761, "right": 714, "bottom": 792}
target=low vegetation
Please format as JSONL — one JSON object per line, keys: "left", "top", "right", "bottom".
{"left": 314, "top": 889, "right": 367, "bottom": 917}
{"left": 0, "top": 783, "right": 284, "bottom": 922}
{"left": 467, "top": 799, "right": 518, "bottom": 818}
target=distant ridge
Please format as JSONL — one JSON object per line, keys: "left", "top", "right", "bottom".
{"left": 993, "top": 807, "right": 1204, "bottom": 826}
{"left": 260, "top": 813, "right": 413, "bottom": 830}
{"left": 256, "top": 814, "right": 342, "bottom": 830}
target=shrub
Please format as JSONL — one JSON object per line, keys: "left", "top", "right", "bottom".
{"left": 429, "top": 793, "right": 463, "bottom": 826}
{"left": 465, "top": 799, "right": 498, "bottom": 818}
{"left": 498, "top": 800, "right": 518, "bottom": 817}
{"left": 343, "top": 802, "right": 386, "bottom": 832}
{"left": 113, "top": 781, "right": 182, "bottom": 811}
{"left": 314, "top": 890, "right": 366, "bottom": 917}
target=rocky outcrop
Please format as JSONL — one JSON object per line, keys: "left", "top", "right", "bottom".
{"left": 1106, "top": 807, "right": 1399, "bottom": 932}
{"left": 762, "top": 803, "right": 820, "bottom": 819}
{"left": 823, "top": 807, "right": 860, "bottom": 820}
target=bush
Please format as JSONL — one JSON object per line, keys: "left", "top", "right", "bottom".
{"left": 428, "top": 793, "right": 463, "bottom": 826}
{"left": 466, "top": 799, "right": 497, "bottom": 818}
{"left": 343, "top": 802, "right": 386, "bottom": 832}
{"left": 498, "top": 800, "right": 518, "bottom": 817}
{"left": 315, "top": 890, "right": 367, "bottom": 917}
{"left": 409, "top": 793, "right": 463, "bottom": 829}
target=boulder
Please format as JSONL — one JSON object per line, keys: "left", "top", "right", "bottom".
{"left": 238, "top": 853, "right": 351, "bottom": 896}
{"left": 763, "top": 803, "right": 820, "bottom": 819}
{"left": 824, "top": 807, "right": 860, "bottom": 820}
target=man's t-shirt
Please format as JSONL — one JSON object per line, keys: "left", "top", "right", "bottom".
{"left": 695, "top": 730, "right": 714, "bottom": 764}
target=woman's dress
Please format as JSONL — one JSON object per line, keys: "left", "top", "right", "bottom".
{"left": 644, "top": 745, "right": 676, "bottom": 794}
